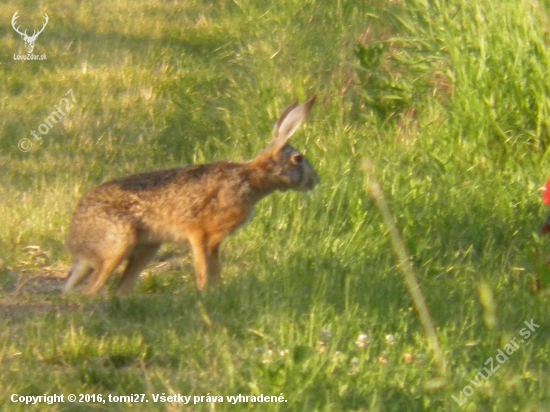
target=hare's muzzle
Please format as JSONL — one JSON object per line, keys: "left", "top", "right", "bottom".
{"left": 299, "top": 166, "right": 319, "bottom": 192}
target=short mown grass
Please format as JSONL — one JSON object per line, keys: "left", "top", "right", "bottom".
{"left": 1, "top": 0, "right": 550, "bottom": 411}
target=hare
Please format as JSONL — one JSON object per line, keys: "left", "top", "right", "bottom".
{"left": 64, "top": 97, "right": 318, "bottom": 295}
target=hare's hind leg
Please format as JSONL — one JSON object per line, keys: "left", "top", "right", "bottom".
{"left": 82, "top": 245, "right": 130, "bottom": 295}
{"left": 64, "top": 260, "right": 94, "bottom": 293}
{"left": 115, "top": 243, "right": 161, "bottom": 295}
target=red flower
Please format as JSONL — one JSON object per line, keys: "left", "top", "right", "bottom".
{"left": 542, "top": 179, "right": 550, "bottom": 206}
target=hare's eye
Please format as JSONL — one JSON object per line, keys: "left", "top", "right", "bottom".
{"left": 291, "top": 154, "right": 303, "bottom": 165}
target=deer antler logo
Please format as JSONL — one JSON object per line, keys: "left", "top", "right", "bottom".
{"left": 11, "top": 11, "right": 49, "bottom": 54}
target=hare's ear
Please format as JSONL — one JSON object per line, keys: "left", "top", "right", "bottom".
{"left": 269, "top": 96, "right": 316, "bottom": 152}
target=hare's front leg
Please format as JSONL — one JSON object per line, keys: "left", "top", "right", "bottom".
{"left": 188, "top": 231, "right": 223, "bottom": 291}
{"left": 206, "top": 236, "right": 222, "bottom": 286}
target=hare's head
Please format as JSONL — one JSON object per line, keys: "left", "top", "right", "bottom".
{"left": 252, "top": 97, "right": 319, "bottom": 192}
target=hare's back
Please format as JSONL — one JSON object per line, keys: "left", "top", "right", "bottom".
{"left": 70, "top": 162, "right": 253, "bottom": 238}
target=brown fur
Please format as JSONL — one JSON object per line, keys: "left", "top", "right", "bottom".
{"left": 64, "top": 97, "right": 318, "bottom": 295}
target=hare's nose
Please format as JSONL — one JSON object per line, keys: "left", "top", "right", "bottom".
{"left": 303, "top": 172, "right": 319, "bottom": 191}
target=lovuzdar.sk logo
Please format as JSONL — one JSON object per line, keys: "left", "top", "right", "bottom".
{"left": 12, "top": 11, "right": 49, "bottom": 60}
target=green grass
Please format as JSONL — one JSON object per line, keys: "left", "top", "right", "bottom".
{"left": 1, "top": 0, "right": 550, "bottom": 410}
